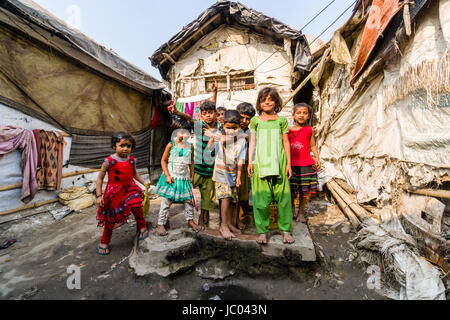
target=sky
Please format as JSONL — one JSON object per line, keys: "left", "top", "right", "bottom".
{"left": 32, "top": 0, "right": 356, "bottom": 82}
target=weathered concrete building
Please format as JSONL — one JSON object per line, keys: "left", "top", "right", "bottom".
{"left": 150, "top": 1, "right": 312, "bottom": 116}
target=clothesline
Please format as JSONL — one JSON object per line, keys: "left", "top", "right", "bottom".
{"left": 170, "top": 95, "right": 213, "bottom": 121}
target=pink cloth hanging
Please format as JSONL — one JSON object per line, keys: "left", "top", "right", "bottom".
{"left": 0, "top": 126, "right": 38, "bottom": 203}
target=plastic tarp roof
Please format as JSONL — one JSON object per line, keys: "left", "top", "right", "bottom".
{"left": 150, "top": 1, "right": 312, "bottom": 80}
{"left": 2, "top": 0, "right": 165, "bottom": 92}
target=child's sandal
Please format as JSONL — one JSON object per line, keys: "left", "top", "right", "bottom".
{"left": 97, "top": 244, "right": 110, "bottom": 255}
{"left": 138, "top": 229, "right": 149, "bottom": 240}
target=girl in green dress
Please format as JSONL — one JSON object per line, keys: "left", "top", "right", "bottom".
{"left": 248, "top": 87, "right": 295, "bottom": 244}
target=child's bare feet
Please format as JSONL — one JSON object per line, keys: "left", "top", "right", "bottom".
{"left": 292, "top": 207, "right": 299, "bottom": 220}
{"left": 283, "top": 232, "right": 295, "bottom": 244}
{"left": 256, "top": 233, "right": 268, "bottom": 244}
{"left": 228, "top": 223, "right": 242, "bottom": 235}
{"left": 198, "top": 210, "right": 209, "bottom": 227}
{"left": 296, "top": 213, "right": 306, "bottom": 223}
{"left": 156, "top": 225, "right": 168, "bottom": 236}
{"left": 188, "top": 220, "right": 204, "bottom": 233}
{"left": 237, "top": 219, "right": 246, "bottom": 230}
{"left": 219, "top": 225, "right": 234, "bottom": 241}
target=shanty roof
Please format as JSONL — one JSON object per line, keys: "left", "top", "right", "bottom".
{"left": 0, "top": 0, "right": 165, "bottom": 93}
{"left": 150, "top": 1, "right": 312, "bottom": 81}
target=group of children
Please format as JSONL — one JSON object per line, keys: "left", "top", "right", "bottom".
{"left": 94, "top": 84, "right": 320, "bottom": 255}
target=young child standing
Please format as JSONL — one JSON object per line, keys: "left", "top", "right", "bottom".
{"left": 248, "top": 87, "right": 295, "bottom": 245}
{"left": 235, "top": 102, "right": 256, "bottom": 230}
{"left": 96, "top": 132, "right": 149, "bottom": 255}
{"left": 154, "top": 125, "right": 202, "bottom": 236}
{"left": 211, "top": 110, "right": 247, "bottom": 240}
{"left": 170, "top": 81, "right": 222, "bottom": 227}
{"left": 289, "top": 103, "right": 321, "bottom": 223}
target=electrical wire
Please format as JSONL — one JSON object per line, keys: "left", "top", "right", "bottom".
{"left": 254, "top": 1, "right": 357, "bottom": 72}
{"left": 309, "top": 0, "right": 357, "bottom": 47}
{"left": 299, "top": 0, "right": 336, "bottom": 31}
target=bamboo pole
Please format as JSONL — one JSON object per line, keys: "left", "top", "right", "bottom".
{"left": 283, "top": 71, "right": 314, "bottom": 107}
{"left": 61, "top": 168, "right": 100, "bottom": 178}
{"left": 327, "top": 181, "right": 361, "bottom": 228}
{"left": 328, "top": 179, "right": 379, "bottom": 225}
{"left": 159, "top": 12, "right": 222, "bottom": 65}
{"left": 0, "top": 183, "right": 22, "bottom": 192}
{"left": 335, "top": 178, "right": 356, "bottom": 195}
{"left": 405, "top": 187, "right": 450, "bottom": 199}
{"left": 403, "top": 2, "right": 412, "bottom": 36}
{"left": 0, "top": 168, "right": 149, "bottom": 192}
{"left": 0, "top": 199, "right": 58, "bottom": 217}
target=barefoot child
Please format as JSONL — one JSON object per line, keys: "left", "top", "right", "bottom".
{"left": 211, "top": 110, "right": 247, "bottom": 240}
{"left": 289, "top": 103, "right": 321, "bottom": 223}
{"left": 154, "top": 125, "right": 202, "bottom": 235}
{"left": 169, "top": 80, "right": 221, "bottom": 227}
{"left": 235, "top": 102, "right": 256, "bottom": 230}
{"left": 96, "top": 132, "right": 149, "bottom": 255}
{"left": 248, "top": 87, "right": 295, "bottom": 245}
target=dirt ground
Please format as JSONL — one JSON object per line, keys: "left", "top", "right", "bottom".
{"left": 0, "top": 195, "right": 386, "bottom": 300}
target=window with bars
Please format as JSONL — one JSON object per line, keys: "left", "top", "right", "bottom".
{"left": 205, "top": 71, "right": 255, "bottom": 92}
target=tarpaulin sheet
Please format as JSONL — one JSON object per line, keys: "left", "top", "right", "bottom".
{"left": 69, "top": 130, "right": 150, "bottom": 169}
{"left": 314, "top": 0, "right": 450, "bottom": 203}
{"left": 150, "top": 1, "right": 312, "bottom": 80}
{"left": 351, "top": 0, "right": 402, "bottom": 83}
{"left": 0, "top": 23, "right": 154, "bottom": 135}
{"left": 1, "top": 0, "right": 165, "bottom": 92}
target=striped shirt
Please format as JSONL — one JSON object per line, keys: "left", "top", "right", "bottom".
{"left": 193, "top": 120, "right": 223, "bottom": 177}
{"left": 212, "top": 137, "right": 247, "bottom": 187}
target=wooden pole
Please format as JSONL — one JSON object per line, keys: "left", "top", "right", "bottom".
{"left": 283, "top": 48, "right": 329, "bottom": 107}
{"left": 405, "top": 187, "right": 450, "bottom": 199}
{"left": 335, "top": 178, "right": 356, "bottom": 195}
{"left": 0, "top": 183, "right": 23, "bottom": 192}
{"left": 327, "top": 181, "right": 361, "bottom": 228}
{"left": 403, "top": 2, "right": 412, "bottom": 36}
{"left": 328, "top": 179, "right": 379, "bottom": 225}
{"left": 0, "top": 168, "right": 148, "bottom": 192}
{"left": 0, "top": 199, "right": 59, "bottom": 217}
{"left": 159, "top": 13, "right": 221, "bottom": 65}
{"left": 283, "top": 71, "right": 314, "bottom": 107}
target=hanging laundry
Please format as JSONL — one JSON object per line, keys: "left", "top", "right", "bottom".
{"left": 150, "top": 106, "right": 161, "bottom": 129}
{"left": 192, "top": 97, "right": 211, "bottom": 121}
{"left": 151, "top": 94, "right": 162, "bottom": 129}
{"left": 36, "top": 130, "right": 65, "bottom": 191}
{"left": 169, "top": 96, "right": 212, "bottom": 121}
{"left": 174, "top": 101, "right": 185, "bottom": 113}
{"left": 0, "top": 126, "right": 38, "bottom": 203}
{"left": 185, "top": 102, "right": 195, "bottom": 117}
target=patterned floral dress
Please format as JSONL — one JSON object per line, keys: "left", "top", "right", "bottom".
{"left": 154, "top": 141, "right": 193, "bottom": 202}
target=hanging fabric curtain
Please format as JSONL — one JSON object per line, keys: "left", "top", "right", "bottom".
{"left": 170, "top": 95, "right": 213, "bottom": 121}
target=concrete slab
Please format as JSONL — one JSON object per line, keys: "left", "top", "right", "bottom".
{"left": 129, "top": 196, "right": 316, "bottom": 277}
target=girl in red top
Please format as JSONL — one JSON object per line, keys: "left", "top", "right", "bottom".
{"left": 95, "top": 132, "right": 149, "bottom": 255}
{"left": 288, "top": 103, "right": 321, "bottom": 223}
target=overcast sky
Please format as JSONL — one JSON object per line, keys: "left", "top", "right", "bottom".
{"left": 32, "top": 0, "right": 356, "bottom": 81}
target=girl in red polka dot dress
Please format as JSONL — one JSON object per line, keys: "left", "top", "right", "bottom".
{"left": 95, "top": 132, "right": 149, "bottom": 255}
